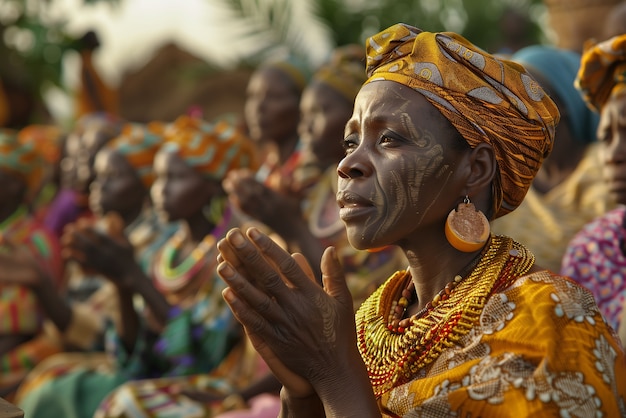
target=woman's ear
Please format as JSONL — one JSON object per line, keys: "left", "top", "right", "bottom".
{"left": 465, "top": 142, "right": 496, "bottom": 197}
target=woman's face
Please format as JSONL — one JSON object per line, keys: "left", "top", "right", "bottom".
{"left": 244, "top": 67, "right": 301, "bottom": 145}
{"left": 337, "top": 81, "right": 469, "bottom": 250}
{"left": 151, "top": 149, "right": 211, "bottom": 223}
{"left": 598, "top": 92, "right": 626, "bottom": 204}
{"left": 89, "top": 149, "right": 145, "bottom": 218}
{"left": 298, "top": 82, "right": 353, "bottom": 168}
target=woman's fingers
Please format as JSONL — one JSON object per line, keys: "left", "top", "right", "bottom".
{"left": 320, "top": 246, "right": 352, "bottom": 308}
{"left": 217, "top": 255, "right": 285, "bottom": 325}
{"left": 245, "top": 227, "right": 319, "bottom": 295}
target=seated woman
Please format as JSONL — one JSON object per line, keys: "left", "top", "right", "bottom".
{"left": 0, "top": 131, "right": 64, "bottom": 400}
{"left": 43, "top": 113, "right": 123, "bottom": 239}
{"left": 16, "top": 115, "right": 259, "bottom": 418}
{"left": 216, "top": 24, "right": 626, "bottom": 416}
{"left": 561, "top": 34, "right": 626, "bottom": 344}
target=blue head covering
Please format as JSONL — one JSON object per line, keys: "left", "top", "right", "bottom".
{"left": 512, "top": 45, "right": 599, "bottom": 144}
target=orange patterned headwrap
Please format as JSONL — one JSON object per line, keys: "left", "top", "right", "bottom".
{"left": 575, "top": 34, "right": 626, "bottom": 112}
{"left": 0, "top": 129, "right": 43, "bottom": 193}
{"left": 313, "top": 44, "right": 367, "bottom": 103}
{"left": 364, "top": 24, "right": 560, "bottom": 218}
{"left": 161, "top": 115, "right": 259, "bottom": 181}
{"left": 105, "top": 123, "right": 163, "bottom": 188}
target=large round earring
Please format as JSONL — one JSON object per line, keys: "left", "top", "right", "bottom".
{"left": 445, "top": 196, "right": 490, "bottom": 252}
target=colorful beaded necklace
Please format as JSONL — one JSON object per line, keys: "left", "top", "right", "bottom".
{"left": 153, "top": 206, "right": 232, "bottom": 292}
{"left": 355, "top": 235, "right": 534, "bottom": 398}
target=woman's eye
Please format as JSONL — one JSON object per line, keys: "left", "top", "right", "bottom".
{"left": 343, "top": 135, "right": 359, "bottom": 153}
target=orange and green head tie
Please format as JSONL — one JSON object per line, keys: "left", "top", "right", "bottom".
{"left": 313, "top": 44, "right": 367, "bottom": 103}
{"left": 161, "top": 115, "right": 259, "bottom": 181}
{"left": 575, "top": 34, "right": 626, "bottom": 113}
{"left": 364, "top": 23, "right": 560, "bottom": 218}
{"left": 104, "top": 123, "right": 164, "bottom": 188}
{"left": 0, "top": 129, "right": 43, "bottom": 194}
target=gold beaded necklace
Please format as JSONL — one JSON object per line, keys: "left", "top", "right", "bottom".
{"left": 355, "top": 235, "right": 535, "bottom": 397}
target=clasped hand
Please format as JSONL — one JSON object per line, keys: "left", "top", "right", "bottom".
{"left": 216, "top": 227, "right": 360, "bottom": 400}
{"left": 61, "top": 213, "right": 136, "bottom": 287}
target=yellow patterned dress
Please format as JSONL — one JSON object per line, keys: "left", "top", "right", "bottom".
{"left": 357, "top": 236, "right": 626, "bottom": 417}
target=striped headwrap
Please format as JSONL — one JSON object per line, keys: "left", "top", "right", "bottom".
{"left": 0, "top": 129, "right": 43, "bottom": 193}
{"left": 313, "top": 44, "right": 367, "bottom": 102}
{"left": 364, "top": 24, "right": 560, "bottom": 218}
{"left": 512, "top": 46, "right": 598, "bottom": 144}
{"left": 18, "top": 125, "right": 64, "bottom": 165}
{"left": 161, "top": 115, "right": 259, "bottom": 181}
{"left": 262, "top": 56, "right": 312, "bottom": 94}
{"left": 105, "top": 123, "right": 163, "bottom": 188}
{"left": 575, "top": 34, "right": 626, "bottom": 112}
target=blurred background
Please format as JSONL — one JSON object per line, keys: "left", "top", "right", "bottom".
{"left": 0, "top": 0, "right": 598, "bottom": 128}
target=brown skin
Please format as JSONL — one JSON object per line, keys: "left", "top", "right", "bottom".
{"left": 597, "top": 92, "right": 626, "bottom": 207}
{"left": 215, "top": 81, "right": 501, "bottom": 416}
{"left": 224, "top": 66, "right": 303, "bottom": 234}
{"left": 0, "top": 148, "right": 152, "bottom": 347}
{"left": 63, "top": 149, "right": 223, "bottom": 352}
{"left": 186, "top": 79, "right": 356, "bottom": 408}
{"left": 224, "top": 81, "right": 354, "bottom": 281}
{"left": 89, "top": 149, "right": 148, "bottom": 224}
{"left": 597, "top": 92, "right": 626, "bottom": 348}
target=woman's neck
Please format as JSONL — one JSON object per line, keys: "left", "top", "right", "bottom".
{"left": 276, "top": 134, "right": 299, "bottom": 165}
{"left": 404, "top": 235, "right": 487, "bottom": 314}
{"left": 184, "top": 211, "right": 217, "bottom": 244}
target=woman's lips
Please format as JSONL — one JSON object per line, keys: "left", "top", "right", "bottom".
{"left": 336, "top": 190, "right": 375, "bottom": 221}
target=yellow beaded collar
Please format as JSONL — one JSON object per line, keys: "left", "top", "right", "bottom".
{"left": 355, "top": 235, "right": 535, "bottom": 398}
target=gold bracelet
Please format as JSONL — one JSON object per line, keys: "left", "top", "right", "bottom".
{"left": 220, "top": 393, "right": 247, "bottom": 412}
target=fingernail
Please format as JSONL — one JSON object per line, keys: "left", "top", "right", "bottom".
{"left": 223, "top": 288, "right": 237, "bottom": 303}
{"left": 248, "top": 227, "right": 260, "bottom": 241}
{"left": 229, "top": 230, "right": 245, "bottom": 248}
{"left": 217, "top": 262, "right": 234, "bottom": 278}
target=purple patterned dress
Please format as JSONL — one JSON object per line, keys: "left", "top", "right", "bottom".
{"left": 561, "top": 206, "right": 626, "bottom": 331}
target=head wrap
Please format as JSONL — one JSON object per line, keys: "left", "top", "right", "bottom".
{"left": 18, "top": 125, "right": 64, "bottom": 165}
{"left": 575, "top": 34, "right": 626, "bottom": 112}
{"left": 161, "top": 115, "right": 259, "bottom": 181}
{"left": 512, "top": 45, "right": 599, "bottom": 144}
{"left": 313, "top": 44, "right": 367, "bottom": 102}
{"left": 364, "top": 23, "right": 560, "bottom": 218}
{"left": 261, "top": 56, "right": 312, "bottom": 94}
{"left": 104, "top": 123, "right": 163, "bottom": 188}
{"left": 0, "top": 129, "right": 43, "bottom": 193}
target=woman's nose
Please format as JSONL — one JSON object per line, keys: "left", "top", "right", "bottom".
{"left": 337, "top": 152, "right": 370, "bottom": 179}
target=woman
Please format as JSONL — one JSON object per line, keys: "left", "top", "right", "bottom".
{"left": 0, "top": 131, "right": 64, "bottom": 400}
{"left": 17, "top": 116, "right": 258, "bottom": 418}
{"left": 215, "top": 24, "right": 626, "bottom": 416}
{"left": 561, "top": 34, "right": 626, "bottom": 343}
{"left": 491, "top": 45, "right": 611, "bottom": 273}
{"left": 225, "top": 56, "right": 311, "bottom": 238}
{"left": 43, "top": 113, "right": 123, "bottom": 238}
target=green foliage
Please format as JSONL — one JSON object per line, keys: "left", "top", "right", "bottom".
{"left": 214, "top": 0, "right": 546, "bottom": 66}
{"left": 0, "top": 0, "right": 118, "bottom": 98}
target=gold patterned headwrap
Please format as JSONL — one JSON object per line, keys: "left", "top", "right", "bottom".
{"left": 161, "top": 115, "right": 259, "bottom": 181}
{"left": 104, "top": 123, "right": 163, "bottom": 188}
{"left": 575, "top": 34, "right": 626, "bottom": 112}
{"left": 313, "top": 44, "right": 367, "bottom": 102}
{"left": 364, "top": 23, "right": 560, "bottom": 218}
